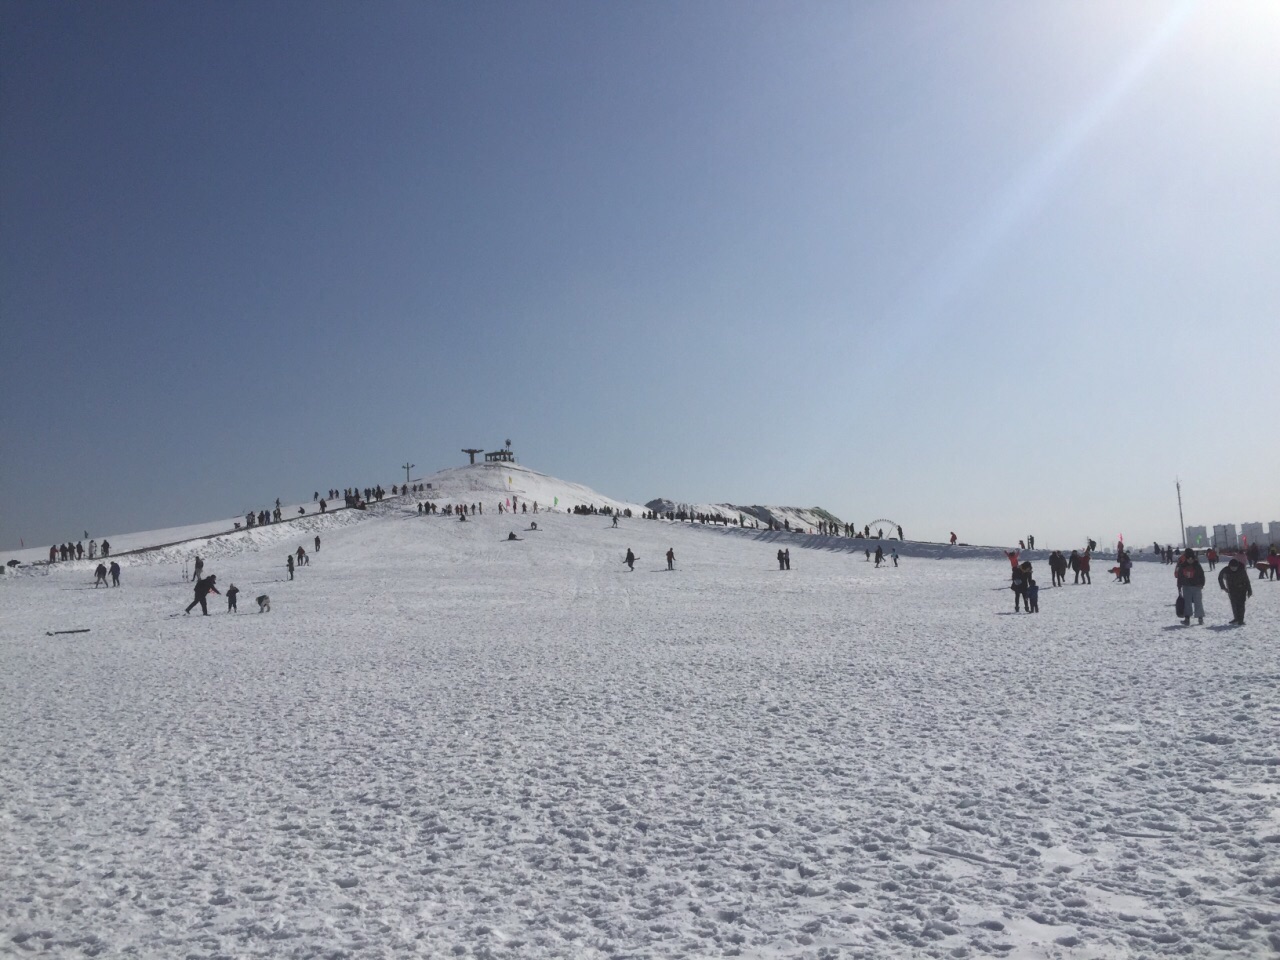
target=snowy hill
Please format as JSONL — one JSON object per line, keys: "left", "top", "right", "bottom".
{"left": 2, "top": 464, "right": 1277, "bottom": 958}
{"left": 645, "top": 497, "right": 843, "bottom": 532}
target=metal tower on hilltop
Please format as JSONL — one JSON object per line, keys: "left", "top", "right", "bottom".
{"left": 402, "top": 462, "right": 415, "bottom": 484}
{"left": 462, "top": 449, "right": 483, "bottom": 465}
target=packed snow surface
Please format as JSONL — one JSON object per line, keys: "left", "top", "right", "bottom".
{"left": 2, "top": 468, "right": 1278, "bottom": 959}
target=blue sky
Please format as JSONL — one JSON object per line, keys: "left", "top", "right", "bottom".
{"left": 3, "top": 0, "right": 1278, "bottom": 552}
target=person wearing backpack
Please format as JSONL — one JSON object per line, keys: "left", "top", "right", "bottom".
{"left": 1175, "top": 548, "right": 1205, "bottom": 625}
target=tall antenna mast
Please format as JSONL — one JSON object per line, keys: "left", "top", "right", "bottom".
{"left": 402, "top": 462, "right": 415, "bottom": 484}
{"left": 1176, "top": 478, "right": 1186, "bottom": 547}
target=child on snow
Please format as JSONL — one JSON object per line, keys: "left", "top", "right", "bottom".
{"left": 1027, "top": 579, "right": 1039, "bottom": 613}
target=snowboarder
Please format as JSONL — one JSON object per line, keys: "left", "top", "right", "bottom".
{"left": 226, "top": 583, "right": 239, "bottom": 612}
{"left": 623, "top": 548, "right": 636, "bottom": 571}
{"left": 1218, "top": 558, "right": 1252, "bottom": 625}
{"left": 94, "top": 563, "right": 108, "bottom": 587}
{"left": 286, "top": 555, "right": 294, "bottom": 580}
{"left": 666, "top": 547, "right": 675, "bottom": 571}
{"left": 109, "top": 561, "right": 120, "bottom": 586}
{"left": 185, "top": 574, "right": 220, "bottom": 615}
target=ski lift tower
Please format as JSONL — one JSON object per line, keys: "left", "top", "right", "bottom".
{"left": 462, "top": 448, "right": 484, "bottom": 465}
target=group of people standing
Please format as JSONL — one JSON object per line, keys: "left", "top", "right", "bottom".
{"left": 48, "top": 539, "right": 109, "bottom": 563}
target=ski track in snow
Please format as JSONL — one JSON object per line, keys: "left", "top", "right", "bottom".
{"left": 2, "top": 490, "right": 1279, "bottom": 958}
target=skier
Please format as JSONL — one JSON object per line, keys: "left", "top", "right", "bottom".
{"left": 185, "top": 574, "right": 221, "bottom": 615}
{"left": 1218, "top": 558, "right": 1252, "bottom": 625}
{"left": 287, "top": 555, "right": 294, "bottom": 580}
{"left": 226, "top": 583, "right": 239, "bottom": 612}
{"left": 624, "top": 548, "right": 635, "bottom": 571}
{"left": 666, "top": 547, "right": 675, "bottom": 571}
{"left": 1175, "top": 548, "right": 1205, "bottom": 625}
{"left": 109, "top": 561, "right": 120, "bottom": 586}
{"left": 94, "top": 563, "right": 108, "bottom": 587}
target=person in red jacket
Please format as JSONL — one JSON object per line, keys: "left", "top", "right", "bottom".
{"left": 1175, "top": 548, "right": 1205, "bottom": 625}
{"left": 1078, "top": 550, "right": 1092, "bottom": 584}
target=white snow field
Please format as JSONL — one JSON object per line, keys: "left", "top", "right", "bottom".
{"left": 2, "top": 465, "right": 1278, "bottom": 959}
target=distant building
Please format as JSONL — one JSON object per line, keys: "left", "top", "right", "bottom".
{"left": 1185, "top": 525, "right": 1208, "bottom": 548}
{"left": 1212, "top": 524, "right": 1238, "bottom": 549}
{"left": 1271, "top": 523, "right": 1280, "bottom": 547}
{"left": 1241, "top": 522, "right": 1266, "bottom": 548}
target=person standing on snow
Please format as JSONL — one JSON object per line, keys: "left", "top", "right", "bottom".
{"left": 891, "top": 548, "right": 899, "bottom": 567}
{"left": 94, "top": 563, "right": 108, "bottom": 587}
{"left": 314, "top": 535, "right": 320, "bottom": 553}
{"left": 666, "top": 548, "right": 675, "bottom": 571}
{"left": 1175, "top": 548, "right": 1205, "bottom": 625}
{"left": 1218, "top": 558, "right": 1252, "bottom": 625}
{"left": 777, "top": 549, "right": 785, "bottom": 570}
{"left": 192, "top": 556, "right": 204, "bottom": 583}
{"left": 784, "top": 549, "right": 791, "bottom": 570}
{"left": 624, "top": 548, "right": 635, "bottom": 572}
{"left": 185, "top": 574, "right": 221, "bottom": 615}
{"left": 874, "top": 545, "right": 883, "bottom": 567}
{"left": 226, "top": 583, "right": 239, "bottom": 612}
{"left": 109, "top": 561, "right": 121, "bottom": 586}
{"left": 1011, "top": 561, "right": 1031, "bottom": 613}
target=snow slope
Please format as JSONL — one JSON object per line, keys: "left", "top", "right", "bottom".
{"left": 2, "top": 472, "right": 1278, "bottom": 959}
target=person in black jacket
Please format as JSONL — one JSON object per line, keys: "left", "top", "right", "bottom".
{"left": 185, "top": 574, "right": 221, "bottom": 615}
{"left": 1175, "top": 548, "right": 1205, "bottom": 625}
{"left": 1218, "top": 558, "right": 1253, "bottom": 625}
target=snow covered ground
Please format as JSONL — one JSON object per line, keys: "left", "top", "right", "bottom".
{"left": 2, "top": 466, "right": 1278, "bottom": 959}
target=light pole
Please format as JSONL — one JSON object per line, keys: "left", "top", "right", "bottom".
{"left": 1176, "top": 478, "right": 1186, "bottom": 548}
{"left": 402, "top": 462, "right": 415, "bottom": 485}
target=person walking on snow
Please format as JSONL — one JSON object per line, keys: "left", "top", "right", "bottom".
{"left": 314, "top": 535, "right": 320, "bottom": 553}
{"left": 109, "top": 561, "right": 120, "bottom": 586}
{"left": 94, "top": 563, "right": 108, "bottom": 587}
{"left": 891, "top": 548, "right": 899, "bottom": 567}
{"left": 185, "top": 574, "right": 221, "bottom": 615}
{"left": 1218, "top": 558, "right": 1252, "bottom": 625}
{"left": 287, "top": 555, "right": 294, "bottom": 580}
{"left": 666, "top": 548, "right": 675, "bottom": 571}
{"left": 1175, "top": 548, "right": 1205, "bottom": 625}
{"left": 874, "top": 545, "right": 883, "bottom": 567}
{"left": 624, "top": 548, "right": 635, "bottom": 572}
